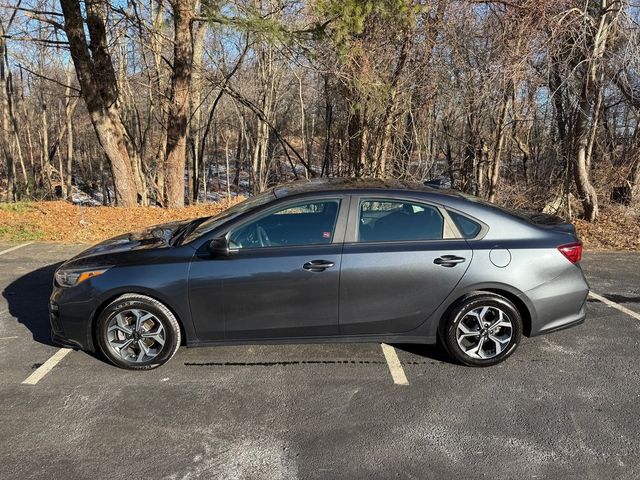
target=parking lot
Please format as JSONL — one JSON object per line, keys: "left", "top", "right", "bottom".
{"left": 1, "top": 242, "right": 639, "bottom": 479}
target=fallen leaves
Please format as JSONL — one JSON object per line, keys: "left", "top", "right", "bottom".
{"left": 0, "top": 199, "right": 243, "bottom": 244}
{"left": 573, "top": 205, "right": 640, "bottom": 252}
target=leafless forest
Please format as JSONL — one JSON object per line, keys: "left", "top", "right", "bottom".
{"left": 1, "top": 0, "right": 640, "bottom": 221}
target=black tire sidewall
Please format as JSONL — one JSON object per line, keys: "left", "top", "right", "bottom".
{"left": 443, "top": 294, "right": 523, "bottom": 367}
{"left": 97, "top": 297, "right": 179, "bottom": 370}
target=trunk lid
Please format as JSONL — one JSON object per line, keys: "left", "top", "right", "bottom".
{"left": 515, "top": 211, "right": 577, "bottom": 236}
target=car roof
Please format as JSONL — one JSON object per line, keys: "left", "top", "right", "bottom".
{"left": 272, "top": 178, "right": 455, "bottom": 198}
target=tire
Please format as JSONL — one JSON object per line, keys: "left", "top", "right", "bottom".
{"left": 96, "top": 294, "right": 181, "bottom": 370}
{"left": 440, "top": 292, "right": 522, "bottom": 367}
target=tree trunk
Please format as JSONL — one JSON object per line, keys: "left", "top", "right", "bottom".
{"left": 64, "top": 66, "right": 76, "bottom": 200}
{"left": 40, "top": 98, "right": 53, "bottom": 195}
{"left": 488, "top": 93, "right": 510, "bottom": 203}
{"left": 21, "top": 96, "right": 36, "bottom": 190}
{"left": 574, "top": 117, "right": 599, "bottom": 221}
{"left": 321, "top": 75, "right": 333, "bottom": 177}
{"left": 628, "top": 155, "right": 640, "bottom": 198}
{"left": 4, "top": 38, "right": 28, "bottom": 193}
{"left": 251, "top": 42, "right": 279, "bottom": 192}
{"left": 375, "top": 35, "right": 410, "bottom": 177}
{"left": 0, "top": 19, "right": 17, "bottom": 202}
{"left": 164, "top": 0, "right": 197, "bottom": 208}
{"left": 224, "top": 132, "right": 231, "bottom": 200}
{"left": 0, "top": 19, "right": 17, "bottom": 201}
{"left": 572, "top": 82, "right": 599, "bottom": 221}
{"left": 233, "top": 128, "right": 242, "bottom": 193}
{"left": 189, "top": 18, "right": 207, "bottom": 203}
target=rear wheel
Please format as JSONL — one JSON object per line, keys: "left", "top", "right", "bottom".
{"left": 441, "top": 292, "right": 522, "bottom": 367}
{"left": 96, "top": 294, "right": 181, "bottom": 370}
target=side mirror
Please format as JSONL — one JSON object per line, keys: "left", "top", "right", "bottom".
{"left": 208, "top": 236, "right": 230, "bottom": 258}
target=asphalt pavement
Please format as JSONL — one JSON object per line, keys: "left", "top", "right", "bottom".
{"left": 0, "top": 242, "right": 639, "bottom": 479}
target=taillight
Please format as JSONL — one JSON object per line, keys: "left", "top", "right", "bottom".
{"left": 558, "top": 242, "right": 582, "bottom": 264}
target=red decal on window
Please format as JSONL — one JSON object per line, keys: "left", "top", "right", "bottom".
{"left": 322, "top": 231, "right": 331, "bottom": 238}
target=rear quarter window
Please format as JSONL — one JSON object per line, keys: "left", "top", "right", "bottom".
{"left": 448, "top": 211, "right": 482, "bottom": 238}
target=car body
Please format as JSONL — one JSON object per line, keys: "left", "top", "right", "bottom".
{"left": 50, "top": 178, "right": 589, "bottom": 368}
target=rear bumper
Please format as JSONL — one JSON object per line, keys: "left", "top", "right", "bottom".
{"left": 535, "top": 315, "right": 585, "bottom": 335}
{"left": 523, "top": 265, "right": 590, "bottom": 337}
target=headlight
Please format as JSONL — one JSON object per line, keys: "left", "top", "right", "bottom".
{"left": 55, "top": 269, "right": 108, "bottom": 288}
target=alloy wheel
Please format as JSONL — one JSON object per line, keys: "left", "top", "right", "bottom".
{"left": 106, "top": 309, "right": 166, "bottom": 363}
{"left": 456, "top": 306, "right": 513, "bottom": 359}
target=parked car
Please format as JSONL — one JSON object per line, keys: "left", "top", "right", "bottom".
{"left": 50, "top": 178, "right": 589, "bottom": 369}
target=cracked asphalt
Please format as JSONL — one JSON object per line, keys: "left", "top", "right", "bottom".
{"left": 0, "top": 242, "right": 639, "bottom": 479}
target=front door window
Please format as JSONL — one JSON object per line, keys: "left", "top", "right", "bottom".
{"left": 229, "top": 200, "right": 341, "bottom": 249}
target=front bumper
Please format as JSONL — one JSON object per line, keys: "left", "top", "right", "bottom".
{"left": 49, "top": 287, "right": 98, "bottom": 352}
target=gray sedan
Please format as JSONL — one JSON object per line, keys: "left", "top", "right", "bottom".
{"left": 50, "top": 178, "right": 589, "bottom": 369}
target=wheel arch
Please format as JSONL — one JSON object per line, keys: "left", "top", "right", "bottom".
{"left": 438, "top": 285, "right": 534, "bottom": 338}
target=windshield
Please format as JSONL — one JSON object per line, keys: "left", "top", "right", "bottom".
{"left": 182, "top": 190, "right": 276, "bottom": 243}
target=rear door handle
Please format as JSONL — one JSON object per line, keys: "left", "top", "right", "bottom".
{"left": 433, "top": 255, "right": 466, "bottom": 267}
{"left": 303, "top": 260, "right": 335, "bottom": 272}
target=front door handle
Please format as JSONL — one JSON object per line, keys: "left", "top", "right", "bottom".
{"left": 434, "top": 255, "right": 466, "bottom": 267}
{"left": 303, "top": 260, "right": 335, "bottom": 272}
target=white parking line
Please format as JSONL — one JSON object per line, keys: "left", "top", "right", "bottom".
{"left": 589, "top": 292, "right": 640, "bottom": 321}
{"left": 0, "top": 336, "right": 18, "bottom": 340}
{"left": 22, "top": 348, "right": 72, "bottom": 386}
{"left": 0, "top": 242, "right": 33, "bottom": 256}
{"left": 381, "top": 344, "right": 409, "bottom": 385}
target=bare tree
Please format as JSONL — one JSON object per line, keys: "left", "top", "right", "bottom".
{"left": 59, "top": 0, "right": 140, "bottom": 206}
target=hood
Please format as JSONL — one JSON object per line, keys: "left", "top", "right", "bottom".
{"left": 71, "top": 220, "right": 189, "bottom": 260}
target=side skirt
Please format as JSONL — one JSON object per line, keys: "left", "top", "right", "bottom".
{"left": 186, "top": 334, "right": 436, "bottom": 348}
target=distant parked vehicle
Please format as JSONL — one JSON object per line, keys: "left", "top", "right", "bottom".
{"left": 50, "top": 178, "right": 589, "bottom": 369}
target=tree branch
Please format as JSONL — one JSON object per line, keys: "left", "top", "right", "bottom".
{"left": 17, "top": 64, "right": 81, "bottom": 93}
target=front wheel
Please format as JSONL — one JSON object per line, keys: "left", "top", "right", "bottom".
{"left": 96, "top": 294, "right": 181, "bottom": 370}
{"left": 441, "top": 292, "right": 522, "bottom": 367}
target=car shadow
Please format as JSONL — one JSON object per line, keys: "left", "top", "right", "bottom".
{"left": 392, "top": 342, "right": 452, "bottom": 364}
{"left": 602, "top": 293, "right": 640, "bottom": 304}
{"left": 3, "top": 262, "right": 110, "bottom": 363}
{"left": 2, "top": 262, "right": 62, "bottom": 347}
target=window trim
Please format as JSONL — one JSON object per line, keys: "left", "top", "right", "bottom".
{"left": 224, "top": 195, "right": 349, "bottom": 252}
{"left": 346, "top": 195, "right": 458, "bottom": 244}
{"left": 444, "top": 207, "right": 489, "bottom": 241}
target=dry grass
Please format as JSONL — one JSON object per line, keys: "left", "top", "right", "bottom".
{"left": 0, "top": 199, "right": 638, "bottom": 250}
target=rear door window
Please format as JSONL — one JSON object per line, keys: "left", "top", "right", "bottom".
{"left": 358, "top": 199, "right": 444, "bottom": 242}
